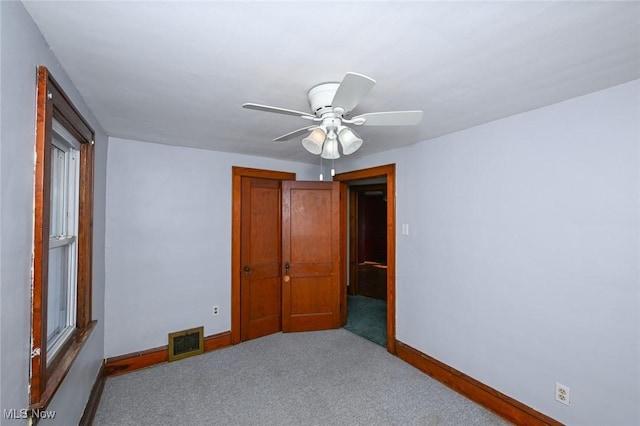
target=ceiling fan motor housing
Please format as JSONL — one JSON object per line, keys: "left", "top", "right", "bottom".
{"left": 307, "top": 82, "right": 340, "bottom": 115}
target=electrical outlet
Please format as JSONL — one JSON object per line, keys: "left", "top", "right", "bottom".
{"left": 212, "top": 305, "right": 219, "bottom": 316}
{"left": 555, "top": 382, "right": 570, "bottom": 406}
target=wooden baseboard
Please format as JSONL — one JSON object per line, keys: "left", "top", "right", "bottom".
{"left": 204, "top": 331, "right": 232, "bottom": 352}
{"left": 79, "top": 363, "right": 105, "bottom": 426}
{"left": 395, "top": 341, "right": 563, "bottom": 426}
{"left": 104, "top": 331, "right": 232, "bottom": 377}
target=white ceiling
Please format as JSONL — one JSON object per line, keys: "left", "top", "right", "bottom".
{"left": 23, "top": 1, "right": 640, "bottom": 163}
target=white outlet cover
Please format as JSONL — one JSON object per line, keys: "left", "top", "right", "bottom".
{"left": 555, "top": 383, "right": 570, "bottom": 406}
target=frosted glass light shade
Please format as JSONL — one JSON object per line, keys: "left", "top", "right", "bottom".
{"left": 337, "top": 127, "right": 363, "bottom": 155}
{"left": 321, "top": 137, "right": 340, "bottom": 159}
{"left": 302, "top": 128, "right": 326, "bottom": 154}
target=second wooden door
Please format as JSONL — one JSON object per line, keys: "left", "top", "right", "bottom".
{"left": 281, "top": 181, "right": 341, "bottom": 332}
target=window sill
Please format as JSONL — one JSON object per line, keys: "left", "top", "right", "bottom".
{"left": 30, "top": 320, "right": 97, "bottom": 412}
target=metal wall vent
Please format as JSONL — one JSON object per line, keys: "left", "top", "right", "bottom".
{"left": 168, "top": 326, "right": 204, "bottom": 362}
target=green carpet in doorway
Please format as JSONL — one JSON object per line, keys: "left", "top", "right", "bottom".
{"left": 344, "top": 295, "right": 387, "bottom": 347}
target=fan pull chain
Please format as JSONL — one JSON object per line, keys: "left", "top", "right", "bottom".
{"left": 319, "top": 157, "right": 324, "bottom": 181}
{"left": 331, "top": 158, "right": 335, "bottom": 177}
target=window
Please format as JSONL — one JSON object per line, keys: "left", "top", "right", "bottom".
{"left": 47, "top": 120, "right": 81, "bottom": 362}
{"left": 30, "top": 66, "right": 96, "bottom": 410}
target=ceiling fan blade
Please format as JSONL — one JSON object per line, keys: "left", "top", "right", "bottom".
{"left": 353, "top": 111, "right": 423, "bottom": 126}
{"left": 331, "top": 72, "right": 376, "bottom": 114}
{"left": 243, "top": 103, "right": 315, "bottom": 118}
{"left": 273, "top": 126, "right": 317, "bottom": 141}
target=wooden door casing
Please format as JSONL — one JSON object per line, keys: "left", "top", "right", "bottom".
{"left": 232, "top": 167, "right": 296, "bottom": 345}
{"left": 281, "top": 181, "right": 341, "bottom": 332}
{"left": 334, "top": 164, "right": 396, "bottom": 354}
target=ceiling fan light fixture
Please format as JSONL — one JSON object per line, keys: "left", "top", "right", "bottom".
{"left": 301, "top": 127, "right": 326, "bottom": 154}
{"left": 337, "top": 126, "right": 363, "bottom": 155}
{"left": 320, "top": 134, "right": 340, "bottom": 159}
{"left": 243, "top": 72, "right": 423, "bottom": 160}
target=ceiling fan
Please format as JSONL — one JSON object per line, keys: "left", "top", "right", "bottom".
{"left": 242, "top": 72, "right": 423, "bottom": 159}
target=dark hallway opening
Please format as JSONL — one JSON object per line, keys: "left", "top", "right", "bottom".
{"left": 344, "top": 183, "right": 387, "bottom": 346}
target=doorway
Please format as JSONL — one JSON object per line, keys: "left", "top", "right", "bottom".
{"left": 334, "top": 164, "right": 396, "bottom": 354}
{"left": 349, "top": 183, "right": 388, "bottom": 299}
{"left": 344, "top": 182, "right": 388, "bottom": 347}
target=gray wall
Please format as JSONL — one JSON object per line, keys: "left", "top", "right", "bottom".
{"left": 104, "top": 81, "right": 639, "bottom": 425}
{"left": 104, "top": 137, "right": 318, "bottom": 357}
{"left": 0, "top": 2, "right": 107, "bottom": 424}
{"left": 340, "top": 80, "right": 640, "bottom": 426}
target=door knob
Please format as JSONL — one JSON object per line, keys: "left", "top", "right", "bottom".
{"left": 244, "top": 265, "right": 250, "bottom": 277}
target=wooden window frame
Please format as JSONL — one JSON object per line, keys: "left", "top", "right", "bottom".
{"left": 30, "top": 66, "right": 96, "bottom": 410}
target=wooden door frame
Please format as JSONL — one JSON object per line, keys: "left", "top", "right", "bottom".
{"left": 334, "top": 164, "right": 396, "bottom": 354}
{"left": 231, "top": 167, "right": 296, "bottom": 345}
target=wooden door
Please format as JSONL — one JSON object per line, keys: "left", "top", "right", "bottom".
{"left": 282, "top": 181, "right": 341, "bottom": 332}
{"left": 240, "top": 177, "right": 282, "bottom": 341}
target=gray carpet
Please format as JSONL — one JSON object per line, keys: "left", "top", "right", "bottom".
{"left": 95, "top": 329, "right": 511, "bottom": 426}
